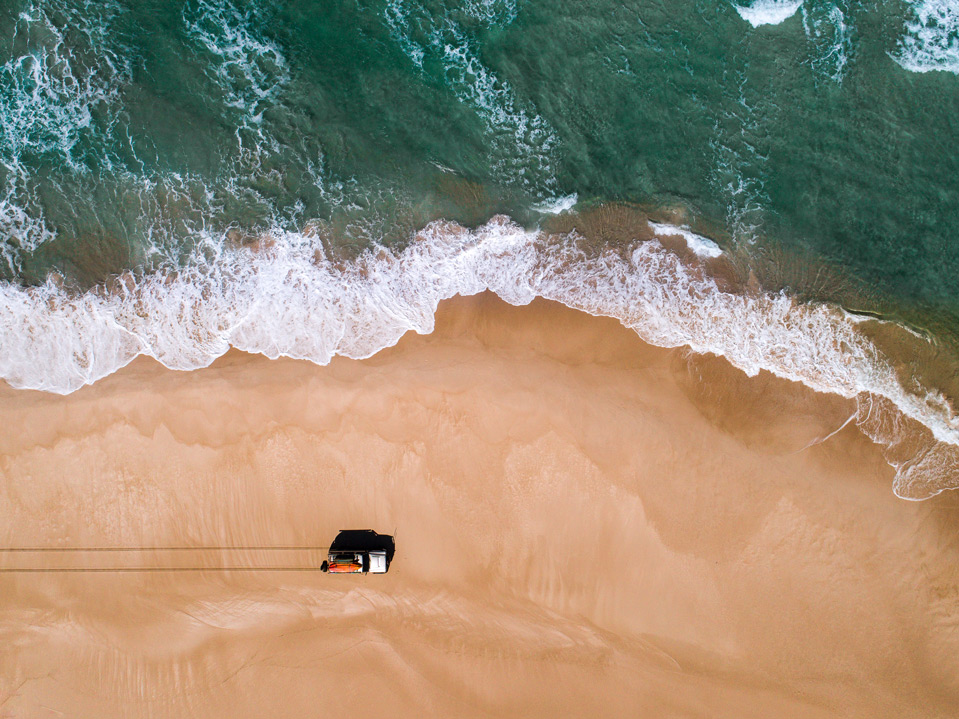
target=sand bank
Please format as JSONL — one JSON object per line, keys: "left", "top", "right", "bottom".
{"left": 1, "top": 294, "right": 958, "bottom": 717}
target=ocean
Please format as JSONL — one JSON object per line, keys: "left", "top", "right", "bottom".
{"left": 0, "top": 0, "right": 957, "bottom": 497}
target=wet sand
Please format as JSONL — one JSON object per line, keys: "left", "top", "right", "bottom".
{"left": 1, "top": 293, "right": 958, "bottom": 718}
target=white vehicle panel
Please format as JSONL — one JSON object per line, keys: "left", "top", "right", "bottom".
{"left": 368, "top": 551, "right": 388, "bottom": 573}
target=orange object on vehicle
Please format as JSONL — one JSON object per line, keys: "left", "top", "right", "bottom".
{"left": 328, "top": 560, "right": 362, "bottom": 573}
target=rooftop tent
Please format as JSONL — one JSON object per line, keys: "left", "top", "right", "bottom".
{"left": 329, "top": 530, "right": 395, "bottom": 561}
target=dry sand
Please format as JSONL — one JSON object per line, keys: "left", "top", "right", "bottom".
{"left": 1, "top": 293, "right": 958, "bottom": 718}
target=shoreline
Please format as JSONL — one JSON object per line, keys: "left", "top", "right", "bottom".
{"left": 2, "top": 294, "right": 958, "bottom": 717}
{"left": 3, "top": 213, "right": 959, "bottom": 498}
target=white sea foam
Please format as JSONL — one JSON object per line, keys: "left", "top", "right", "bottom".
{"left": 386, "top": 0, "right": 519, "bottom": 56}
{"left": 182, "top": 0, "right": 290, "bottom": 182}
{"left": 384, "top": 0, "right": 427, "bottom": 68}
{"left": 0, "top": 0, "right": 131, "bottom": 267}
{"left": 647, "top": 221, "right": 723, "bottom": 258}
{"left": 462, "top": 0, "right": 519, "bottom": 26}
{"left": 733, "top": 0, "right": 804, "bottom": 27}
{"left": 434, "top": 25, "right": 559, "bottom": 191}
{"left": 893, "top": 0, "right": 959, "bottom": 74}
{"left": 0, "top": 198, "right": 55, "bottom": 273}
{"left": 0, "top": 0, "right": 129, "bottom": 169}
{"left": 382, "top": 3, "right": 558, "bottom": 195}
{"left": 802, "top": 2, "right": 852, "bottom": 83}
{"left": 183, "top": 0, "right": 289, "bottom": 121}
{"left": 532, "top": 194, "right": 577, "bottom": 215}
{"left": 734, "top": 0, "right": 851, "bottom": 81}
{"left": 709, "top": 85, "right": 770, "bottom": 244}
{"left": 1, "top": 217, "right": 957, "bottom": 499}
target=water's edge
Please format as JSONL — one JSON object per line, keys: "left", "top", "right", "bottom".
{"left": 2, "top": 214, "right": 957, "bottom": 500}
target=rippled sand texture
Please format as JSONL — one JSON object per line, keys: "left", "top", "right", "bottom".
{"left": 1, "top": 294, "right": 958, "bottom": 718}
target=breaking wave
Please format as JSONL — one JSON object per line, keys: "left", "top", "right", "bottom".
{"left": 893, "top": 0, "right": 959, "bottom": 74}
{"left": 0, "top": 216, "right": 957, "bottom": 500}
{"left": 732, "top": 1, "right": 852, "bottom": 83}
{"left": 732, "top": 0, "right": 804, "bottom": 27}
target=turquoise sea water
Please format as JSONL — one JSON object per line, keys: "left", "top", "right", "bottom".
{"left": 1, "top": 0, "right": 955, "bottom": 297}
{"left": 1, "top": 0, "right": 959, "bottom": 496}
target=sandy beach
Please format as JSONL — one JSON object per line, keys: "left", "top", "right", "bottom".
{"left": 1, "top": 293, "right": 958, "bottom": 718}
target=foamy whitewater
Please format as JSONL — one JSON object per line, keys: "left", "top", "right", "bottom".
{"left": 1, "top": 217, "right": 957, "bottom": 499}
{"left": 894, "top": 0, "right": 959, "bottom": 74}
{"left": 647, "top": 221, "right": 723, "bottom": 258}
{"left": 733, "top": 0, "right": 803, "bottom": 27}
{"left": 732, "top": 0, "right": 852, "bottom": 86}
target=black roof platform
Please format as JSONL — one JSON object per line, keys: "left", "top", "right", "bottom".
{"left": 329, "top": 530, "right": 395, "bottom": 566}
